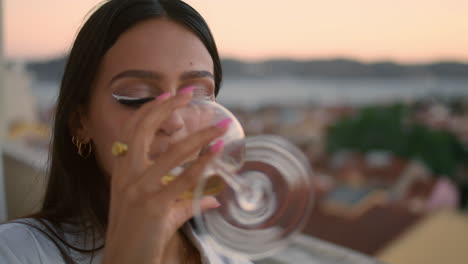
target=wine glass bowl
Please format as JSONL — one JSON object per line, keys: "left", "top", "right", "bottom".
{"left": 178, "top": 99, "right": 314, "bottom": 259}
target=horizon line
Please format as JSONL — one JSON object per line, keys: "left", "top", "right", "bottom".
{"left": 13, "top": 53, "right": 468, "bottom": 66}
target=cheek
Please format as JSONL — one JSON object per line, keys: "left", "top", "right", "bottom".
{"left": 89, "top": 106, "right": 132, "bottom": 175}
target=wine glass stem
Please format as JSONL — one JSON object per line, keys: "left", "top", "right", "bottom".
{"left": 212, "top": 159, "right": 253, "bottom": 197}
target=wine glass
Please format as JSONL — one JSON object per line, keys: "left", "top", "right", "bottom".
{"left": 171, "top": 99, "right": 314, "bottom": 260}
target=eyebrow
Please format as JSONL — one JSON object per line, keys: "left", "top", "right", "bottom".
{"left": 180, "top": 70, "right": 214, "bottom": 81}
{"left": 109, "top": 69, "right": 214, "bottom": 84}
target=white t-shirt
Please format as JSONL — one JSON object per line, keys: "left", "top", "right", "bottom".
{"left": 0, "top": 218, "right": 252, "bottom": 264}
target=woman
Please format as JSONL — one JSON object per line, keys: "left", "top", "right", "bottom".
{"left": 0, "top": 0, "right": 252, "bottom": 263}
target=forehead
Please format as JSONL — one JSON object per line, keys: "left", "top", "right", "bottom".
{"left": 100, "top": 18, "right": 213, "bottom": 76}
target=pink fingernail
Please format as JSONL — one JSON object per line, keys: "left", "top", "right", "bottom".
{"left": 179, "top": 86, "right": 195, "bottom": 95}
{"left": 205, "top": 196, "right": 221, "bottom": 208}
{"left": 156, "top": 92, "right": 171, "bottom": 101}
{"left": 212, "top": 199, "right": 221, "bottom": 208}
{"left": 210, "top": 140, "right": 224, "bottom": 153}
{"left": 215, "top": 118, "right": 232, "bottom": 129}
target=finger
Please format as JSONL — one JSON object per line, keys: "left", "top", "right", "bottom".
{"left": 125, "top": 86, "right": 193, "bottom": 133}
{"left": 137, "top": 122, "right": 227, "bottom": 192}
{"left": 119, "top": 91, "right": 171, "bottom": 140}
{"left": 137, "top": 137, "right": 219, "bottom": 194}
{"left": 127, "top": 88, "right": 194, "bottom": 168}
{"left": 131, "top": 90, "right": 191, "bottom": 158}
{"left": 112, "top": 93, "right": 171, "bottom": 167}
{"left": 111, "top": 91, "right": 193, "bottom": 188}
{"left": 169, "top": 196, "right": 220, "bottom": 229}
{"left": 158, "top": 140, "right": 224, "bottom": 200}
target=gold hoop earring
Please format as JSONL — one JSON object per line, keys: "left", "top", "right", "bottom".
{"left": 72, "top": 136, "right": 93, "bottom": 159}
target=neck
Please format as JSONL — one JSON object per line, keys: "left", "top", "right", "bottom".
{"left": 162, "top": 231, "right": 200, "bottom": 264}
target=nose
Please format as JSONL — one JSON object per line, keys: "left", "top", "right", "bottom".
{"left": 158, "top": 109, "right": 184, "bottom": 136}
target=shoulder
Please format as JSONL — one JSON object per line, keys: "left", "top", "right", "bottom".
{"left": 0, "top": 218, "right": 64, "bottom": 263}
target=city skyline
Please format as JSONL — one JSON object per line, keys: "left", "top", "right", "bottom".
{"left": 3, "top": 0, "right": 468, "bottom": 63}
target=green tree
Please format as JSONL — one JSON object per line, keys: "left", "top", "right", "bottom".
{"left": 326, "top": 103, "right": 468, "bottom": 207}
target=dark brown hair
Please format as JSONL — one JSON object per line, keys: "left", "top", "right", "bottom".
{"left": 15, "top": 0, "right": 222, "bottom": 263}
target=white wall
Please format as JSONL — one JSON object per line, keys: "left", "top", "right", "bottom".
{"left": 3, "top": 63, "right": 37, "bottom": 125}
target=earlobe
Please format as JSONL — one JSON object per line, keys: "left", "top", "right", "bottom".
{"left": 72, "top": 136, "right": 93, "bottom": 159}
{"left": 69, "top": 108, "right": 91, "bottom": 142}
{"left": 69, "top": 109, "right": 94, "bottom": 159}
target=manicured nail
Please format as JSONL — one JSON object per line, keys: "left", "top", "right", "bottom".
{"left": 215, "top": 118, "right": 232, "bottom": 130}
{"left": 211, "top": 198, "right": 221, "bottom": 208}
{"left": 156, "top": 92, "right": 171, "bottom": 101}
{"left": 210, "top": 140, "right": 224, "bottom": 153}
{"left": 203, "top": 196, "right": 221, "bottom": 209}
{"left": 161, "top": 175, "right": 176, "bottom": 185}
{"left": 178, "top": 86, "right": 195, "bottom": 95}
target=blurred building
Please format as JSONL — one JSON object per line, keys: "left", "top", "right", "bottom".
{"left": 0, "top": 0, "right": 7, "bottom": 222}
{"left": 377, "top": 210, "right": 468, "bottom": 264}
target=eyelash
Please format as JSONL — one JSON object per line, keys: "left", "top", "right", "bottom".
{"left": 193, "top": 88, "right": 215, "bottom": 101}
{"left": 112, "top": 94, "right": 154, "bottom": 108}
{"left": 111, "top": 85, "right": 214, "bottom": 108}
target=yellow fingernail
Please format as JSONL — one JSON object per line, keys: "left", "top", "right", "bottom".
{"left": 112, "top": 142, "right": 128, "bottom": 157}
{"left": 161, "top": 175, "right": 176, "bottom": 185}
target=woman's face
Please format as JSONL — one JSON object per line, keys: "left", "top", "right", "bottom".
{"left": 79, "top": 18, "right": 215, "bottom": 176}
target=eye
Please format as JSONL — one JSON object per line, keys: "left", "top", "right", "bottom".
{"left": 112, "top": 94, "right": 155, "bottom": 108}
{"left": 192, "top": 85, "right": 215, "bottom": 101}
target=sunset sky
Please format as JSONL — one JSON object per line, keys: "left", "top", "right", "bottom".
{"left": 3, "top": 0, "right": 468, "bottom": 63}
